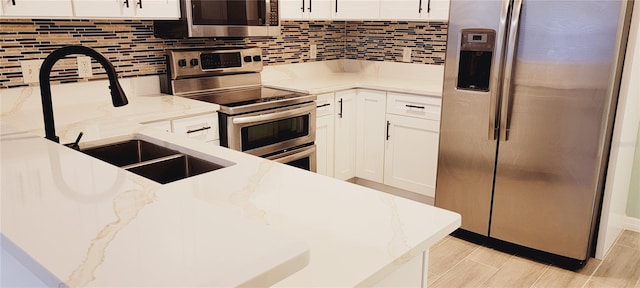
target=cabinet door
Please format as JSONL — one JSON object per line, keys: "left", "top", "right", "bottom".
{"left": 171, "top": 113, "right": 219, "bottom": 143}
{"left": 384, "top": 114, "right": 439, "bottom": 197}
{"left": 73, "top": 0, "right": 133, "bottom": 18}
{"left": 132, "top": 0, "right": 180, "bottom": 19}
{"left": 281, "top": 0, "right": 306, "bottom": 19}
{"left": 73, "top": 0, "right": 179, "bottom": 18}
{"left": 2, "top": 0, "right": 72, "bottom": 17}
{"left": 316, "top": 114, "right": 335, "bottom": 177}
{"left": 356, "top": 90, "right": 386, "bottom": 182}
{"left": 334, "top": 90, "right": 357, "bottom": 181}
{"left": 379, "top": 0, "right": 421, "bottom": 20}
{"left": 426, "top": 0, "right": 449, "bottom": 21}
{"left": 307, "top": 0, "right": 332, "bottom": 19}
{"left": 333, "top": 0, "right": 379, "bottom": 20}
{"left": 315, "top": 93, "right": 335, "bottom": 177}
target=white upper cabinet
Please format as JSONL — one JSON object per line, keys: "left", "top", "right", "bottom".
{"left": 1, "top": 0, "right": 73, "bottom": 18}
{"left": 333, "top": 0, "right": 379, "bottom": 20}
{"left": 281, "top": 0, "right": 332, "bottom": 20}
{"left": 73, "top": 0, "right": 180, "bottom": 19}
{"left": 378, "top": 0, "right": 449, "bottom": 21}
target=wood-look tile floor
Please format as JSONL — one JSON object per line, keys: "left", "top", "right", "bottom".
{"left": 428, "top": 229, "right": 640, "bottom": 288}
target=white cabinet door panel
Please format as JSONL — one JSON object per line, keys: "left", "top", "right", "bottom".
{"left": 384, "top": 114, "right": 439, "bottom": 197}
{"left": 356, "top": 90, "right": 386, "bottom": 183}
{"left": 333, "top": 0, "right": 379, "bottom": 19}
{"left": 171, "top": 113, "right": 219, "bottom": 143}
{"left": 2, "top": 0, "right": 72, "bottom": 17}
{"left": 316, "top": 114, "right": 335, "bottom": 177}
{"left": 334, "top": 90, "right": 357, "bottom": 181}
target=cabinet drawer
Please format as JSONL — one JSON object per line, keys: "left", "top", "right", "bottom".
{"left": 172, "top": 113, "right": 219, "bottom": 142}
{"left": 386, "top": 92, "right": 441, "bottom": 120}
{"left": 316, "top": 93, "right": 335, "bottom": 117}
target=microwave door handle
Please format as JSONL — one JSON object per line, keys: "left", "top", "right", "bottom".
{"left": 232, "top": 105, "right": 314, "bottom": 125}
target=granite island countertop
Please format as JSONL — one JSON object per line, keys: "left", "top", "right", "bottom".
{"left": 1, "top": 63, "right": 459, "bottom": 286}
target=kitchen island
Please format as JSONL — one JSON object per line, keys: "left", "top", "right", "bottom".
{"left": 1, "top": 65, "right": 459, "bottom": 286}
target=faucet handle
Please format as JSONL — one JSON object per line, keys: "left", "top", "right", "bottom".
{"left": 64, "top": 132, "right": 84, "bottom": 150}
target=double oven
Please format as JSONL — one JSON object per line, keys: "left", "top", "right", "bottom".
{"left": 161, "top": 47, "right": 317, "bottom": 171}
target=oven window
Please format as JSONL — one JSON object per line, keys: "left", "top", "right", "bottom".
{"left": 285, "top": 157, "right": 310, "bottom": 171}
{"left": 191, "top": 0, "right": 266, "bottom": 26}
{"left": 241, "top": 114, "right": 310, "bottom": 151}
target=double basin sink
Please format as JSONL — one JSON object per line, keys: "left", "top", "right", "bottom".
{"left": 80, "top": 139, "right": 231, "bottom": 184}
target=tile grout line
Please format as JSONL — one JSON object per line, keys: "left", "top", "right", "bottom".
{"left": 429, "top": 244, "right": 482, "bottom": 286}
{"left": 528, "top": 264, "right": 551, "bottom": 288}
{"left": 581, "top": 229, "right": 627, "bottom": 288}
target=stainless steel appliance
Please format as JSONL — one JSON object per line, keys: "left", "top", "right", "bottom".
{"left": 161, "top": 47, "right": 317, "bottom": 172}
{"left": 154, "top": 0, "right": 281, "bottom": 38}
{"left": 435, "top": 0, "right": 634, "bottom": 267}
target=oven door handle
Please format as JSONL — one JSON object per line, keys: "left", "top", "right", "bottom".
{"left": 232, "top": 104, "right": 314, "bottom": 125}
{"left": 267, "top": 145, "right": 316, "bottom": 163}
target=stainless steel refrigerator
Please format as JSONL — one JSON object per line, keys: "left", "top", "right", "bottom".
{"left": 435, "top": 0, "right": 634, "bottom": 264}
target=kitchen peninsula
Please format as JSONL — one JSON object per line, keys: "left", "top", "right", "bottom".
{"left": 0, "top": 61, "right": 460, "bottom": 286}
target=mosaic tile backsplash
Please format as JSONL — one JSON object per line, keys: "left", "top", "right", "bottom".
{"left": 0, "top": 19, "right": 446, "bottom": 89}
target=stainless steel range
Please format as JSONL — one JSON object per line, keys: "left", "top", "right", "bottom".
{"left": 161, "top": 47, "right": 317, "bottom": 172}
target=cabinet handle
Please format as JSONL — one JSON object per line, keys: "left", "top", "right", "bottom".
{"left": 427, "top": 0, "right": 431, "bottom": 13}
{"left": 335, "top": 0, "right": 338, "bottom": 13}
{"left": 301, "top": 0, "right": 304, "bottom": 12}
{"left": 406, "top": 104, "right": 425, "bottom": 109}
{"left": 308, "top": 0, "right": 312, "bottom": 12}
{"left": 11, "top": 0, "right": 15, "bottom": 5}
{"left": 123, "top": 0, "right": 129, "bottom": 8}
{"left": 418, "top": 0, "right": 422, "bottom": 13}
{"left": 386, "top": 121, "right": 391, "bottom": 140}
{"left": 137, "top": 0, "right": 142, "bottom": 9}
{"left": 338, "top": 98, "right": 343, "bottom": 118}
{"left": 186, "top": 126, "right": 211, "bottom": 134}
{"left": 317, "top": 103, "right": 330, "bottom": 108}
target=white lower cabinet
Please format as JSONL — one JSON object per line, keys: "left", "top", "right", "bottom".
{"left": 315, "top": 89, "right": 441, "bottom": 197}
{"left": 315, "top": 93, "right": 335, "bottom": 177}
{"left": 355, "top": 89, "right": 386, "bottom": 182}
{"left": 145, "top": 112, "right": 219, "bottom": 144}
{"left": 384, "top": 92, "right": 441, "bottom": 197}
{"left": 384, "top": 114, "right": 439, "bottom": 197}
{"left": 333, "top": 90, "right": 357, "bottom": 180}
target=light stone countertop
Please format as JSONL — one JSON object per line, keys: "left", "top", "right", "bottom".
{"left": 1, "top": 64, "right": 460, "bottom": 286}
{"left": 262, "top": 59, "right": 446, "bottom": 96}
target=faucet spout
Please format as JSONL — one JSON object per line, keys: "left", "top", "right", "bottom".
{"left": 39, "top": 45, "right": 129, "bottom": 143}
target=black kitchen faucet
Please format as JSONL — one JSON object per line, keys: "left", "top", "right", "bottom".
{"left": 39, "top": 45, "right": 128, "bottom": 145}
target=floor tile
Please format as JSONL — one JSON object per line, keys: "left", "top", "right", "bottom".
{"left": 428, "top": 236, "right": 479, "bottom": 276}
{"left": 591, "top": 243, "right": 640, "bottom": 288}
{"left": 616, "top": 230, "right": 640, "bottom": 250}
{"left": 480, "top": 255, "right": 548, "bottom": 287}
{"left": 467, "top": 245, "right": 512, "bottom": 269}
{"left": 430, "top": 259, "right": 498, "bottom": 288}
{"left": 531, "top": 257, "right": 600, "bottom": 288}
{"left": 584, "top": 279, "right": 621, "bottom": 288}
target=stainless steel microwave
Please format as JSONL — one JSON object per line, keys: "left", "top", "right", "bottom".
{"left": 154, "top": 0, "right": 281, "bottom": 38}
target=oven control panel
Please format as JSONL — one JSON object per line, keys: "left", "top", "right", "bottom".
{"left": 166, "top": 47, "right": 263, "bottom": 80}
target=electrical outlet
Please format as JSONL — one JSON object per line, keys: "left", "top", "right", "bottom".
{"left": 77, "top": 56, "right": 93, "bottom": 78}
{"left": 403, "top": 48, "right": 412, "bottom": 63}
{"left": 20, "top": 60, "right": 44, "bottom": 84}
{"left": 310, "top": 44, "right": 317, "bottom": 60}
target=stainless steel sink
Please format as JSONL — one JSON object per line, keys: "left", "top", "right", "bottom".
{"left": 80, "top": 140, "right": 230, "bottom": 184}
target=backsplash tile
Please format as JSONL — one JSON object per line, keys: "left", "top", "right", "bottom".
{"left": 0, "top": 19, "right": 446, "bottom": 89}
{"left": 345, "top": 21, "right": 447, "bottom": 64}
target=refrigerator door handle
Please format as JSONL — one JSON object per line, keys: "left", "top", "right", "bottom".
{"left": 488, "top": 0, "right": 513, "bottom": 141}
{"left": 499, "top": 0, "right": 523, "bottom": 141}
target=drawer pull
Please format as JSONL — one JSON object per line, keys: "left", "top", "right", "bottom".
{"left": 406, "top": 104, "right": 425, "bottom": 109}
{"left": 186, "top": 126, "right": 211, "bottom": 134}
{"left": 317, "top": 103, "right": 330, "bottom": 108}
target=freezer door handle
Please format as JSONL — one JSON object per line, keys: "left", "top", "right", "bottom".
{"left": 499, "top": 0, "right": 523, "bottom": 141}
{"left": 488, "top": 0, "right": 512, "bottom": 141}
